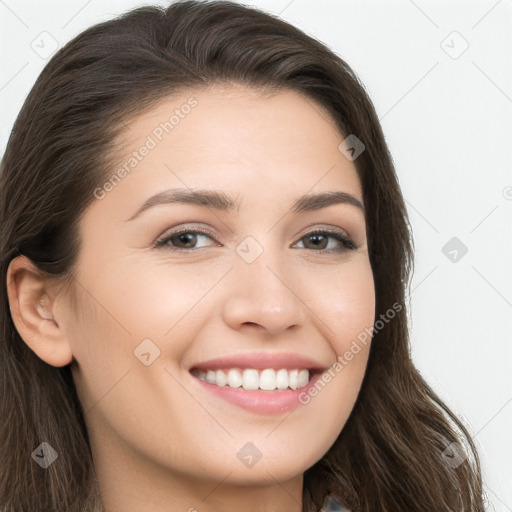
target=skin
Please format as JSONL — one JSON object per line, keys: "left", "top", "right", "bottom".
{"left": 8, "top": 84, "right": 375, "bottom": 512}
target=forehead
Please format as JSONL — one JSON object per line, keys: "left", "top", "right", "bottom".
{"left": 101, "top": 84, "right": 363, "bottom": 216}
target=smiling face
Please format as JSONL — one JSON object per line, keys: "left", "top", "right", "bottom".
{"left": 60, "top": 84, "right": 375, "bottom": 508}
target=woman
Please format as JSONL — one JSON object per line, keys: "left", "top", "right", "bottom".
{"left": 0, "top": 1, "right": 485, "bottom": 511}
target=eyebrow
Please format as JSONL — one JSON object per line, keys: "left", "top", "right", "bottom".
{"left": 126, "top": 188, "right": 364, "bottom": 221}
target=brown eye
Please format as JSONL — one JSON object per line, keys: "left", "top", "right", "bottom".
{"left": 302, "top": 233, "right": 329, "bottom": 250}
{"left": 295, "top": 230, "right": 358, "bottom": 252}
{"left": 154, "top": 229, "right": 218, "bottom": 251}
{"left": 170, "top": 232, "right": 199, "bottom": 249}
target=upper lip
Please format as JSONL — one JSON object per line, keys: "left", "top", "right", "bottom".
{"left": 189, "top": 352, "right": 329, "bottom": 373}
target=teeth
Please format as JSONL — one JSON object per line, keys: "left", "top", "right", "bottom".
{"left": 195, "top": 368, "right": 311, "bottom": 390}
{"left": 276, "top": 369, "right": 289, "bottom": 389}
{"left": 215, "top": 369, "right": 227, "bottom": 387}
{"left": 289, "top": 369, "right": 298, "bottom": 390}
{"left": 242, "top": 369, "right": 259, "bottom": 390}
{"left": 297, "top": 369, "right": 309, "bottom": 388}
{"left": 259, "top": 369, "right": 276, "bottom": 390}
{"left": 227, "top": 368, "right": 243, "bottom": 388}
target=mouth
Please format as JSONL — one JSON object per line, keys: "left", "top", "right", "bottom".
{"left": 189, "top": 367, "right": 320, "bottom": 391}
{"left": 187, "top": 352, "right": 328, "bottom": 414}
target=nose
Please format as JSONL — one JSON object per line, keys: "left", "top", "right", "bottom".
{"left": 221, "top": 249, "right": 306, "bottom": 337}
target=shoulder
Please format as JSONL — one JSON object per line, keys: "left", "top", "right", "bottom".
{"left": 319, "top": 493, "right": 351, "bottom": 512}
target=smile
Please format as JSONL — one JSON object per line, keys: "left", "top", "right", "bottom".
{"left": 188, "top": 352, "right": 328, "bottom": 414}
{"left": 191, "top": 367, "right": 311, "bottom": 391}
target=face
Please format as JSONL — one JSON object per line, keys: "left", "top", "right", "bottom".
{"left": 62, "top": 84, "right": 375, "bottom": 499}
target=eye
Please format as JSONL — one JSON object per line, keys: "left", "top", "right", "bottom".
{"left": 294, "top": 229, "right": 358, "bottom": 253}
{"left": 153, "top": 227, "right": 359, "bottom": 253}
{"left": 153, "top": 228, "right": 219, "bottom": 251}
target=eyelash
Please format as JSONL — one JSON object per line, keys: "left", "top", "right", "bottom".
{"left": 153, "top": 227, "right": 359, "bottom": 253}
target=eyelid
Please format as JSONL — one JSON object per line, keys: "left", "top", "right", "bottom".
{"left": 152, "top": 223, "right": 359, "bottom": 252}
{"left": 294, "top": 223, "right": 350, "bottom": 241}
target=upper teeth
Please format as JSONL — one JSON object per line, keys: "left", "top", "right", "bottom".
{"left": 195, "top": 368, "right": 310, "bottom": 390}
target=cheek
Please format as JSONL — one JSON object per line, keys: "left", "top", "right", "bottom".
{"left": 299, "top": 269, "right": 374, "bottom": 443}
{"left": 67, "top": 259, "right": 214, "bottom": 404}
{"left": 312, "top": 258, "right": 375, "bottom": 348}
{"left": 305, "top": 258, "right": 374, "bottom": 405}
{"left": 71, "top": 255, "right": 202, "bottom": 342}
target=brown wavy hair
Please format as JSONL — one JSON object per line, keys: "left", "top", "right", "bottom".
{"left": 0, "top": 1, "right": 485, "bottom": 511}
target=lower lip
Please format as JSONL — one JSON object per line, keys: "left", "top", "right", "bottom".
{"left": 190, "top": 372, "right": 323, "bottom": 415}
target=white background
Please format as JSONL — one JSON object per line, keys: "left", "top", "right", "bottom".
{"left": 1, "top": 1, "right": 511, "bottom": 510}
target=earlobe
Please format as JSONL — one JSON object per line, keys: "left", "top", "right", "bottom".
{"left": 6, "top": 255, "right": 74, "bottom": 367}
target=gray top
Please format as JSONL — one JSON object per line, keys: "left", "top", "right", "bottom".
{"left": 319, "top": 493, "right": 350, "bottom": 511}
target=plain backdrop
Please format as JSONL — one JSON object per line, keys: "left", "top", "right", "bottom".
{"left": 1, "top": 0, "right": 511, "bottom": 510}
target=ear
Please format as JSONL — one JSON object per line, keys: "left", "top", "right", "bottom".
{"left": 6, "top": 255, "right": 73, "bottom": 367}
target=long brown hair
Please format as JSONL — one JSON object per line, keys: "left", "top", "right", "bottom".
{"left": 0, "top": 1, "right": 484, "bottom": 511}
